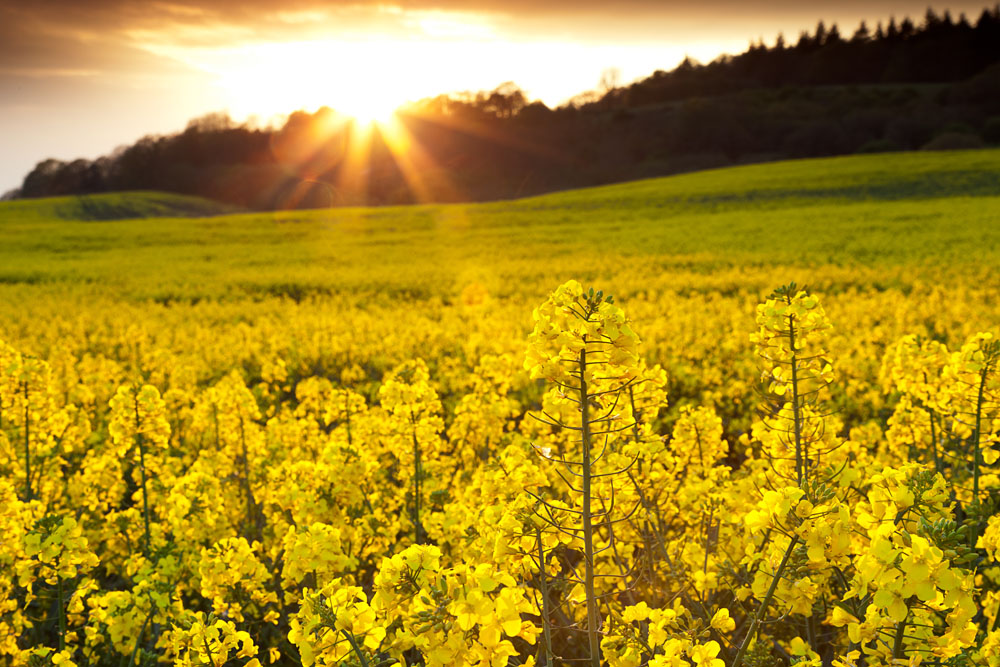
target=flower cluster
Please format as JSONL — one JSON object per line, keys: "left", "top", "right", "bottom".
{"left": 0, "top": 278, "right": 998, "bottom": 667}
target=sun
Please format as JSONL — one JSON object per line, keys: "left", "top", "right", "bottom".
{"left": 202, "top": 40, "right": 411, "bottom": 124}
{"left": 335, "top": 92, "right": 401, "bottom": 126}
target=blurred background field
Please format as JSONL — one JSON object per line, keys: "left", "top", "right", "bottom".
{"left": 1, "top": 148, "right": 998, "bottom": 436}
{"left": 2, "top": 149, "right": 999, "bottom": 297}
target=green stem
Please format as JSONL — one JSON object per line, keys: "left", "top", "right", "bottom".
{"left": 578, "top": 344, "right": 601, "bottom": 667}
{"left": 626, "top": 471, "right": 670, "bottom": 563}
{"left": 23, "top": 381, "right": 31, "bottom": 502}
{"left": 535, "top": 527, "right": 554, "bottom": 666}
{"left": 626, "top": 469, "right": 710, "bottom": 619}
{"left": 733, "top": 536, "right": 799, "bottom": 667}
{"left": 623, "top": 389, "right": 707, "bottom": 613}
{"left": 891, "top": 615, "right": 908, "bottom": 659}
{"left": 786, "top": 312, "right": 805, "bottom": 486}
{"left": 805, "top": 612, "right": 815, "bottom": 655}
{"left": 201, "top": 633, "right": 216, "bottom": 667}
{"left": 345, "top": 392, "right": 353, "bottom": 446}
{"left": 57, "top": 578, "right": 66, "bottom": 652}
{"left": 237, "top": 415, "right": 259, "bottom": 541}
{"left": 124, "top": 611, "right": 153, "bottom": 667}
{"left": 212, "top": 405, "right": 220, "bottom": 450}
{"left": 134, "top": 400, "right": 152, "bottom": 558}
{"left": 972, "top": 365, "right": 988, "bottom": 502}
{"left": 929, "top": 409, "right": 941, "bottom": 475}
{"left": 625, "top": 388, "right": 671, "bottom": 557}
{"left": 411, "top": 426, "right": 423, "bottom": 544}
{"left": 342, "top": 629, "right": 371, "bottom": 667}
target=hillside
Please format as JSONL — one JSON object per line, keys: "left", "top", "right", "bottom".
{"left": 1, "top": 149, "right": 998, "bottom": 301}
{"left": 0, "top": 191, "right": 239, "bottom": 224}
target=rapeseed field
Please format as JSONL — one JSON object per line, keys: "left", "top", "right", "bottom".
{"left": 1, "top": 150, "right": 999, "bottom": 667}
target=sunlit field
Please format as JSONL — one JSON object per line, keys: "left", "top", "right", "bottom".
{"left": 1, "top": 149, "right": 1000, "bottom": 667}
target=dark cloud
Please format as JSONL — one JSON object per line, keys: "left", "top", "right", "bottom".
{"left": 0, "top": 1, "right": 227, "bottom": 190}
{"left": 3, "top": 1, "right": 993, "bottom": 50}
{"left": 2, "top": 0, "right": 992, "bottom": 103}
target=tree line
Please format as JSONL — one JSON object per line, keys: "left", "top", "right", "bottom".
{"left": 7, "top": 5, "right": 1000, "bottom": 209}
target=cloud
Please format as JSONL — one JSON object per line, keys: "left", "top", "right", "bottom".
{"left": 3, "top": 0, "right": 992, "bottom": 74}
{"left": 4, "top": 0, "right": 991, "bottom": 110}
{"left": 0, "top": 4, "right": 216, "bottom": 82}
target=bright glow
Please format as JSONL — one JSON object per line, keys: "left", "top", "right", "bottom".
{"left": 192, "top": 40, "right": 412, "bottom": 121}
{"left": 135, "top": 26, "right": 745, "bottom": 124}
{"left": 331, "top": 89, "right": 400, "bottom": 126}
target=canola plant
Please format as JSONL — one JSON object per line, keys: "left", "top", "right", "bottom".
{"left": 0, "top": 273, "right": 998, "bottom": 667}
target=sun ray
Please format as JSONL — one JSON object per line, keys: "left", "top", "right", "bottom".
{"left": 266, "top": 109, "right": 352, "bottom": 209}
{"left": 330, "top": 120, "right": 375, "bottom": 206}
{"left": 376, "top": 115, "right": 462, "bottom": 204}
{"left": 405, "top": 107, "right": 569, "bottom": 165}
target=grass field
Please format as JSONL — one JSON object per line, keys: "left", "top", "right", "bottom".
{"left": 2, "top": 149, "right": 998, "bottom": 300}
{"left": 2, "top": 149, "right": 999, "bottom": 666}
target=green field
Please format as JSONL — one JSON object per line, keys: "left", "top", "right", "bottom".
{"left": 2, "top": 149, "right": 998, "bottom": 303}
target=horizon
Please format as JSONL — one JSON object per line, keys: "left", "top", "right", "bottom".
{"left": 0, "top": 1, "right": 994, "bottom": 193}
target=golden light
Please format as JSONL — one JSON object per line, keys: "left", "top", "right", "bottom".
{"left": 334, "top": 90, "right": 401, "bottom": 127}
{"left": 139, "top": 29, "right": 732, "bottom": 127}
{"left": 125, "top": 13, "right": 751, "bottom": 207}
{"left": 198, "top": 41, "right": 413, "bottom": 122}
{"left": 375, "top": 114, "right": 460, "bottom": 203}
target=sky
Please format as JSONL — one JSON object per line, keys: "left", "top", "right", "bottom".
{"left": 0, "top": 1, "right": 992, "bottom": 193}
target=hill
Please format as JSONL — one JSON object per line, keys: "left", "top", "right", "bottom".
{"left": 1, "top": 149, "right": 998, "bottom": 300}
{"left": 0, "top": 191, "right": 239, "bottom": 224}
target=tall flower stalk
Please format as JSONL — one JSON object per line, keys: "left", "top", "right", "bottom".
{"left": 524, "top": 281, "right": 642, "bottom": 667}
{"left": 736, "top": 284, "right": 835, "bottom": 667}
{"left": 109, "top": 384, "right": 170, "bottom": 557}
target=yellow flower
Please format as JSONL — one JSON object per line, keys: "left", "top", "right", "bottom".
{"left": 710, "top": 608, "right": 735, "bottom": 633}
{"left": 689, "top": 640, "right": 724, "bottom": 667}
